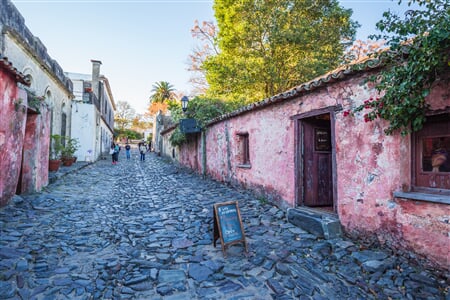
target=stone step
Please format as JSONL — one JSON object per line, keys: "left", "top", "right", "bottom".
{"left": 287, "top": 207, "right": 342, "bottom": 239}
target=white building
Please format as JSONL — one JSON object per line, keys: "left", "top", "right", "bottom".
{"left": 0, "top": 1, "right": 73, "bottom": 140}
{"left": 67, "top": 60, "right": 115, "bottom": 161}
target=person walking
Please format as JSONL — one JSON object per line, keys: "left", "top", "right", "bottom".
{"left": 113, "top": 143, "right": 120, "bottom": 164}
{"left": 110, "top": 143, "right": 116, "bottom": 165}
{"left": 139, "top": 143, "right": 147, "bottom": 161}
{"left": 125, "top": 143, "right": 131, "bottom": 160}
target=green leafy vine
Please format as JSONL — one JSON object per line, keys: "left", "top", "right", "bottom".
{"left": 346, "top": 0, "right": 449, "bottom": 135}
{"left": 168, "top": 96, "right": 243, "bottom": 147}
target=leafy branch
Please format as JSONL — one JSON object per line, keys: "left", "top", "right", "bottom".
{"left": 347, "top": 0, "right": 449, "bottom": 135}
{"left": 168, "top": 96, "right": 242, "bottom": 147}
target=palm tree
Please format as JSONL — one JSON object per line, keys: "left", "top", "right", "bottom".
{"left": 149, "top": 81, "right": 175, "bottom": 103}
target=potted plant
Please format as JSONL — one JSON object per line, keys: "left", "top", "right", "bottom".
{"left": 49, "top": 134, "right": 64, "bottom": 171}
{"left": 61, "top": 137, "right": 80, "bottom": 166}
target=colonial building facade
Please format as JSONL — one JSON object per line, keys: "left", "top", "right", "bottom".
{"left": 160, "top": 60, "right": 450, "bottom": 270}
{"left": 67, "top": 60, "right": 115, "bottom": 161}
{"left": 0, "top": 0, "right": 73, "bottom": 206}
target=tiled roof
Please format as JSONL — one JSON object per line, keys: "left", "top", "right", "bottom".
{"left": 206, "top": 56, "right": 384, "bottom": 126}
{"left": 0, "top": 55, "right": 30, "bottom": 85}
{"left": 160, "top": 123, "right": 178, "bottom": 135}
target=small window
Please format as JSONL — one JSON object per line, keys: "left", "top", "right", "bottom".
{"left": 413, "top": 114, "right": 450, "bottom": 193}
{"left": 237, "top": 132, "right": 250, "bottom": 167}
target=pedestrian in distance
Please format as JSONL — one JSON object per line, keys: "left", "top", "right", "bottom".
{"left": 110, "top": 143, "right": 116, "bottom": 164}
{"left": 113, "top": 143, "right": 120, "bottom": 164}
{"left": 125, "top": 143, "right": 131, "bottom": 160}
{"left": 139, "top": 143, "right": 147, "bottom": 161}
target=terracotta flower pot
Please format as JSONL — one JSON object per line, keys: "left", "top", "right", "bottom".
{"left": 61, "top": 157, "right": 73, "bottom": 167}
{"left": 49, "top": 159, "right": 61, "bottom": 172}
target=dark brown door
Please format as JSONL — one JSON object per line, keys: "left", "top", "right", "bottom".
{"left": 302, "top": 119, "right": 333, "bottom": 207}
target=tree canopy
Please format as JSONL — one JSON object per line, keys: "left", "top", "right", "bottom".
{"left": 168, "top": 96, "right": 242, "bottom": 146}
{"left": 203, "top": 0, "right": 358, "bottom": 102}
{"left": 149, "top": 81, "right": 176, "bottom": 103}
{"left": 114, "top": 101, "right": 136, "bottom": 130}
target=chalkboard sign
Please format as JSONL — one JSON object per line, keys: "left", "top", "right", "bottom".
{"left": 213, "top": 201, "right": 248, "bottom": 257}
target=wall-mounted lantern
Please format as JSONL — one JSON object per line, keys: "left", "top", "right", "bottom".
{"left": 181, "top": 96, "right": 189, "bottom": 113}
{"left": 179, "top": 95, "right": 201, "bottom": 134}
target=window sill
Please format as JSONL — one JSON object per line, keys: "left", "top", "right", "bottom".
{"left": 393, "top": 191, "right": 450, "bottom": 205}
{"left": 237, "top": 164, "right": 251, "bottom": 169}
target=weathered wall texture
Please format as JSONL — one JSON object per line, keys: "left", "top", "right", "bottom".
{"left": 179, "top": 134, "right": 202, "bottom": 172}
{"left": 203, "top": 105, "right": 298, "bottom": 208}
{"left": 0, "top": 61, "right": 52, "bottom": 206}
{"left": 3, "top": 33, "right": 72, "bottom": 138}
{"left": 336, "top": 75, "right": 450, "bottom": 268}
{"left": 160, "top": 126, "right": 179, "bottom": 163}
{"left": 0, "top": 71, "right": 26, "bottom": 206}
{"left": 0, "top": 1, "right": 73, "bottom": 206}
{"left": 163, "top": 69, "right": 449, "bottom": 268}
{"left": 19, "top": 107, "right": 51, "bottom": 194}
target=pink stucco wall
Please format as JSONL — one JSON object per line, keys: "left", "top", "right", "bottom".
{"left": 0, "top": 71, "right": 27, "bottom": 206}
{"left": 19, "top": 108, "right": 51, "bottom": 194}
{"left": 204, "top": 105, "right": 298, "bottom": 208}
{"left": 336, "top": 76, "right": 450, "bottom": 269}
{"left": 0, "top": 69, "right": 51, "bottom": 206}
{"left": 169, "top": 70, "right": 449, "bottom": 269}
{"left": 178, "top": 134, "right": 202, "bottom": 173}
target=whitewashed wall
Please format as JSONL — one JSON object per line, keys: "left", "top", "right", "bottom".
{"left": 3, "top": 34, "right": 72, "bottom": 137}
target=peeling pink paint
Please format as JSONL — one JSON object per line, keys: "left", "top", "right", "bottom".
{"left": 0, "top": 66, "right": 51, "bottom": 206}
{"left": 0, "top": 71, "right": 26, "bottom": 206}
{"left": 166, "top": 70, "right": 449, "bottom": 269}
{"left": 19, "top": 109, "right": 51, "bottom": 194}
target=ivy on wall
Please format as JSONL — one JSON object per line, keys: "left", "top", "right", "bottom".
{"left": 347, "top": 0, "right": 449, "bottom": 135}
{"left": 168, "top": 96, "right": 242, "bottom": 147}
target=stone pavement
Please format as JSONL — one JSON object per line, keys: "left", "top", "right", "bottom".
{"left": 0, "top": 150, "right": 448, "bottom": 299}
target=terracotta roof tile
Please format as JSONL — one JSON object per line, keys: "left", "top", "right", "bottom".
{"left": 0, "top": 55, "right": 30, "bottom": 85}
{"left": 206, "top": 57, "right": 383, "bottom": 126}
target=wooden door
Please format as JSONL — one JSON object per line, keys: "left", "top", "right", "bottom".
{"left": 302, "top": 120, "right": 333, "bottom": 207}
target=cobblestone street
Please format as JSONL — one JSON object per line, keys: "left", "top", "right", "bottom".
{"left": 0, "top": 150, "right": 448, "bottom": 299}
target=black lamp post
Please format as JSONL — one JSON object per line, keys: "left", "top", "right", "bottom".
{"left": 179, "top": 96, "right": 201, "bottom": 134}
{"left": 181, "top": 96, "right": 189, "bottom": 113}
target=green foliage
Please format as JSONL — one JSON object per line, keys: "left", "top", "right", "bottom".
{"left": 114, "top": 101, "right": 136, "bottom": 130}
{"left": 348, "top": 0, "right": 449, "bottom": 135}
{"left": 168, "top": 96, "right": 242, "bottom": 147}
{"left": 205, "top": 0, "right": 358, "bottom": 102}
{"left": 61, "top": 137, "right": 80, "bottom": 158}
{"left": 149, "top": 81, "right": 175, "bottom": 103}
{"left": 14, "top": 98, "right": 24, "bottom": 112}
{"left": 50, "top": 134, "right": 64, "bottom": 160}
{"left": 170, "top": 96, "right": 242, "bottom": 125}
{"left": 27, "top": 93, "right": 45, "bottom": 114}
{"left": 169, "top": 128, "right": 188, "bottom": 147}
{"left": 114, "top": 128, "right": 143, "bottom": 140}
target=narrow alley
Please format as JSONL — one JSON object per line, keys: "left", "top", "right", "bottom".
{"left": 0, "top": 150, "right": 447, "bottom": 299}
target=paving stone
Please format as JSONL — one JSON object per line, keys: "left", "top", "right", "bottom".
{"left": 124, "top": 275, "right": 149, "bottom": 286}
{"left": 361, "top": 259, "right": 394, "bottom": 273}
{"left": 267, "top": 278, "right": 285, "bottom": 294}
{"left": 218, "top": 280, "right": 243, "bottom": 293}
{"left": 0, "top": 281, "right": 15, "bottom": 299}
{"left": 188, "top": 264, "right": 213, "bottom": 281}
{"left": 351, "top": 250, "right": 388, "bottom": 263}
{"left": 223, "top": 267, "right": 244, "bottom": 277}
{"left": 158, "top": 270, "right": 186, "bottom": 284}
{"left": 0, "top": 153, "right": 446, "bottom": 299}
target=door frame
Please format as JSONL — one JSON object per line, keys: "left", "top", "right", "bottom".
{"left": 291, "top": 105, "right": 341, "bottom": 213}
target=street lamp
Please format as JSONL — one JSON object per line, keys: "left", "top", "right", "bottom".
{"left": 181, "top": 96, "right": 189, "bottom": 113}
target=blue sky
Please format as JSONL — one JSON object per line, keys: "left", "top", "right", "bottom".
{"left": 12, "top": 0, "right": 417, "bottom": 114}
